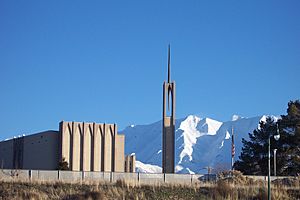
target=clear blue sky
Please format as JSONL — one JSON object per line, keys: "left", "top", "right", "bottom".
{"left": 1, "top": 0, "right": 299, "bottom": 140}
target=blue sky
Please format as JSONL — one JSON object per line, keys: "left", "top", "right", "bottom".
{"left": 0, "top": 1, "right": 299, "bottom": 140}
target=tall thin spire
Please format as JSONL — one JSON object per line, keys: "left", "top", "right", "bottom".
{"left": 162, "top": 45, "right": 176, "bottom": 174}
{"left": 168, "top": 44, "right": 171, "bottom": 83}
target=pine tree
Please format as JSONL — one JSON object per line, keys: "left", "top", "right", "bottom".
{"left": 234, "top": 117, "right": 278, "bottom": 175}
{"left": 235, "top": 100, "right": 300, "bottom": 176}
{"left": 278, "top": 100, "right": 300, "bottom": 175}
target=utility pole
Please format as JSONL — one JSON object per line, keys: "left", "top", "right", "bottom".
{"left": 268, "top": 123, "right": 280, "bottom": 200}
{"left": 231, "top": 126, "right": 235, "bottom": 171}
{"left": 268, "top": 137, "right": 271, "bottom": 200}
{"left": 274, "top": 149, "right": 277, "bottom": 176}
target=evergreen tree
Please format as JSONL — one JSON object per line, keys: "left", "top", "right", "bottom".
{"left": 235, "top": 100, "right": 300, "bottom": 176}
{"left": 278, "top": 100, "right": 300, "bottom": 175}
{"left": 234, "top": 117, "right": 278, "bottom": 175}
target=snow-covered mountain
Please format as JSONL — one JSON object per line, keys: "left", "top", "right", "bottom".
{"left": 122, "top": 115, "right": 273, "bottom": 174}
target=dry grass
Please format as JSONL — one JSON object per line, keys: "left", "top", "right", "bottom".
{"left": 0, "top": 175, "right": 299, "bottom": 200}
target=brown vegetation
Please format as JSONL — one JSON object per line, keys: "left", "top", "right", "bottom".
{"left": 0, "top": 174, "right": 299, "bottom": 200}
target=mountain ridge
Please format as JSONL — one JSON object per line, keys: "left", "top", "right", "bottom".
{"left": 122, "top": 114, "right": 274, "bottom": 174}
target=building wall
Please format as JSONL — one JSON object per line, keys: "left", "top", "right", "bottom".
{"left": 22, "top": 131, "right": 59, "bottom": 170}
{"left": 114, "top": 134, "right": 125, "bottom": 172}
{"left": 0, "top": 131, "right": 59, "bottom": 170}
{"left": 60, "top": 121, "right": 125, "bottom": 172}
{"left": 0, "top": 121, "right": 125, "bottom": 172}
{"left": 0, "top": 140, "right": 14, "bottom": 169}
{"left": 125, "top": 154, "right": 136, "bottom": 173}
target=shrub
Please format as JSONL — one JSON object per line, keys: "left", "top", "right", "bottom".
{"left": 58, "top": 158, "right": 69, "bottom": 170}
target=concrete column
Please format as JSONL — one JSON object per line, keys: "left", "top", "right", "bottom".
{"left": 60, "top": 122, "right": 71, "bottom": 167}
{"left": 172, "top": 82, "right": 176, "bottom": 124}
{"left": 100, "top": 124, "right": 105, "bottom": 171}
{"left": 114, "top": 134, "right": 125, "bottom": 172}
{"left": 103, "top": 124, "right": 112, "bottom": 172}
{"left": 72, "top": 123, "right": 81, "bottom": 171}
{"left": 130, "top": 154, "right": 136, "bottom": 173}
{"left": 82, "top": 123, "right": 91, "bottom": 171}
{"left": 93, "top": 124, "right": 101, "bottom": 171}
{"left": 162, "top": 82, "right": 175, "bottom": 174}
{"left": 162, "top": 82, "right": 166, "bottom": 172}
{"left": 111, "top": 124, "right": 116, "bottom": 171}
{"left": 125, "top": 155, "right": 130, "bottom": 172}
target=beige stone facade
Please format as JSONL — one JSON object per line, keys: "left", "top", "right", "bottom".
{"left": 59, "top": 121, "right": 125, "bottom": 172}
{"left": 0, "top": 121, "right": 134, "bottom": 173}
{"left": 125, "top": 154, "right": 136, "bottom": 173}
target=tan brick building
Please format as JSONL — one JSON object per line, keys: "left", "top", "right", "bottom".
{"left": 125, "top": 154, "right": 136, "bottom": 173}
{"left": 0, "top": 121, "right": 134, "bottom": 172}
{"left": 59, "top": 121, "right": 125, "bottom": 172}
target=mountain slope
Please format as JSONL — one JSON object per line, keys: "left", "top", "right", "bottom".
{"left": 122, "top": 115, "right": 267, "bottom": 174}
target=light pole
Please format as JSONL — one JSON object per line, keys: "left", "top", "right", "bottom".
{"left": 273, "top": 149, "right": 277, "bottom": 176}
{"left": 268, "top": 124, "right": 280, "bottom": 200}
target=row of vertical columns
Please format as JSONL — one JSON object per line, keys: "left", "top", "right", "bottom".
{"left": 59, "top": 121, "right": 118, "bottom": 172}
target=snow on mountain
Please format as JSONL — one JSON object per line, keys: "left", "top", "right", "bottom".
{"left": 232, "top": 115, "right": 243, "bottom": 121}
{"left": 136, "top": 161, "right": 162, "bottom": 173}
{"left": 122, "top": 115, "right": 270, "bottom": 174}
{"left": 176, "top": 116, "right": 223, "bottom": 173}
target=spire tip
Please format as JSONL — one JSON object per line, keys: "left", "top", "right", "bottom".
{"left": 168, "top": 45, "right": 171, "bottom": 83}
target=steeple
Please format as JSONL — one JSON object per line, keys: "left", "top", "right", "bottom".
{"left": 162, "top": 45, "right": 176, "bottom": 174}
{"left": 168, "top": 44, "right": 171, "bottom": 83}
{"left": 167, "top": 45, "right": 171, "bottom": 111}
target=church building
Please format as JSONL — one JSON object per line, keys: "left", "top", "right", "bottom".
{"left": 0, "top": 121, "right": 135, "bottom": 172}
